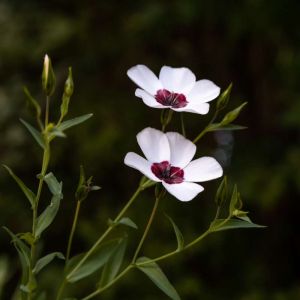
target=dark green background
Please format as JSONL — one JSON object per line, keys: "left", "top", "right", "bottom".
{"left": 0, "top": 0, "right": 299, "bottom": 299}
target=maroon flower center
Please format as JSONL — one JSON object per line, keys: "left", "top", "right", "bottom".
{"left": 151, "top": 161, "right": 184, "bottom": 184}
{"left": 155, "top": 89, "right": 188, "bottom": 108}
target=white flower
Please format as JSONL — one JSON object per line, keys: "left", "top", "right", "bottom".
{"left": 124, "top": 127, "right": 223, "bottom": 201}
{"left": 127, "top": 65, "right": 220, "bottom": 114}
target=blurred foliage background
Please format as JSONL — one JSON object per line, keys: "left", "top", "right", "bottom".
{"left": 0, "top": 0, "right": 299, "bottom": 299}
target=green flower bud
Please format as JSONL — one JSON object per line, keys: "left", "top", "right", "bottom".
{"left": 216, "top": 83, "right": 232, "bottom": 111}
{"left": 60, "top": 67, "right": 74, "bottom": 119}
{"left": 42, "top": 54, "right": 56, "bottom": 96}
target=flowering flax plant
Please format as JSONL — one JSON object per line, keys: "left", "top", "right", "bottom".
{"left": 3, "top": 58, "right": 265, "bottom": 300}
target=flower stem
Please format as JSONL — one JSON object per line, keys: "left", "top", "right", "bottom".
{"left": 180, "top": 113, "right": 186, "bottom": 137}
{"left": 132, "top": 190, "right": 162, "bottom": 263}
{"left": 65, "top": 180, "right": 150, "bottom": 282}
{"left": 66, "top": 200, "right": 81, "bottom": 262}
{"left": 193, "top": 108, "right": 219, "bottom": 144}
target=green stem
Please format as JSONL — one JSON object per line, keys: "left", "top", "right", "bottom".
{"left": 132, "top": 191, "right": 162, "bottom": 263}
{"left": 81, "top": 265, "right": 133, "bottom": 300}
{"left": 136, "top": 216, "right": 232, "bottom": 267}
{"left": 180, "top": 113, "right": 186, "bottom": 137}
{"left": 45, "top": 96, "right": 50, "bottom": 128}
{"left": 66, "top": 200, "right": 81, "bottom": 262}
{"left": 193, "top": 108, "right": 219, "bottom": 144}
{"left": 65, "top": 181, "right": 150, "bottom": 282}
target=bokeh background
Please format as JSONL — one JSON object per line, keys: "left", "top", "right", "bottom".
{"left": 0, "top": 0, "right": 299, "bottom": 299}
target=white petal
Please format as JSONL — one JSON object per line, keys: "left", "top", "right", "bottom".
{"left": 173, "top": 102, "right": 210, "bottom": 115}
{"left": 159, "top": 66, "right": 196, "bottom": 93}
{"left": 184, "top": 157, "right": 223, "bottom": 182}
{"left": 127, "top": 65, "right": 162, "bottom": 94}
{"left": 135, "top": 89, "right": 165, "bottom": 108}
{"left": 162, "top": 181, "right": 204, "bottom": 202}
{"left": 187, "top": 79, "right": 220, "bottom": 103}
{"left": 124, "top": 152, "right": 160, "bottom": 182}
{"left": 137, "top": 127, "right": 170, "bottom": 163}
{"left": 165, "top": 132, "right": 196, "bottom": 168}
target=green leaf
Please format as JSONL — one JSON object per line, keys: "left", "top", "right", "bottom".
{"left": 220, "top": 102, "right": 247, "bottom": 125}
{"left": 56, "top": 114, "right": 93, "bottom": 132}
{"left": 215, "top": 176, "right": 228, "bottom": 207}
{"left": 216, "top": 83, "right": 232, "bottom": 111}
{"left": 20, "top": 119, "right": 45, "bottom": 149}
{"left": 210, "top": 218, "right": 266, "bottom": 232}
{"left": 3, "top": 165, "right": 35, "bottom": 208}
{"left": 3, "top": 227, "right": 30, "bottom": 285}
{"left": 207, "top": 124, "right": 247, "bottom": 131}
{"left": 35, "top": 173, "right": 63, "bottom": 238}
{"left": 33, "top": 252, "right": 65, "bottom": 274}
{"left": 66, "top": 239, "right": 121, "bottom": 283}
{"left": 49, "top": 128, "right": 66, "bottom": 138}
{"left": 166, "top": 215, "right": 184, "bottom": 251}
{"left": 35, "top": 193, "right": 61, "bottom": 238}
{"left": 44, "top": 172, "right": 63, "bottom": 196}
{"left": 136, "top": 257, "right": 181, "bottom": 300}
{"left": 229, "top": 184, "right": 238, "bottom": 215}
{"left": 23, "top": 86, "right": 41, "bottom": 121}
{"left": 117, "top": 217, "right": 138, "bottom": 229}
{"left": 99, "top": 237, "right": 127, "bottom": 287}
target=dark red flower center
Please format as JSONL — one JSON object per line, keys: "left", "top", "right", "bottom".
{"left": 155, "top": 89, "right": 188, "bottom": 108}
{"left": 151, "top": 161, "right": 184, "bottom": 184}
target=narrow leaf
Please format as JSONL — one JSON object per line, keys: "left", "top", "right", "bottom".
{"left": 136, "top": 257, "right": 181, "bottom": 300}
{"left": 67, "top": 239, "right": 121, "bottom": 283}
{"left": 210, "top": 218, "right": 266, "bottom": 232}
{"left": 33, "top": 252, "right": 65, "bottom": 274}
{"left": 208, "top": 124, "right": 247, "bottom": 131}
{"left": 117, "top": 217, "right": 138, "bottom": 229}
{"left": 99, "top": 237, "right": 127, "bottom": 287}
{"left": 3, "top": 227, "right": 30, "bottom": 285}
{"left": 3, "top": 165, "right": 35, "bottom": 208}
{"left": 215, "top": 176, "right": 227, "bottom": 207}
{"left": 44, "top": 172, "right": 63, "bottom": 196}
{"left": 166, "top": 215, "right": 184, "bottom": 250}
{"left": 23, "top": 86, "right": 41, "bottom": 121}
{"left": 35, "top": 194, "right": 61, "bottom": 238}
{"left": 56, "top": 114, "right": 93, "bottom": 132}
{"left": 20, "top": 119, "right": 45, "bottom": 149}
{"left": 229, "top": 185, "right": 238, "bottom": 215}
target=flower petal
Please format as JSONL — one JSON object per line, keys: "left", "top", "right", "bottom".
{"left": 137, "top": 128, "right": 170, "bottom": 163}
{"left": 159, "top": 66, "right": 196, "bottom": 94}
{"left": 135, "top": 89, "right": 165, "bottom": 108}
{"left": 166, "top": 132, "right": 196, "bottom": 168}
{"left": 173, "top": 102, "right": 210, "bottom": 114}
{"left": 184, "top": 156, "right": 223, "bottom": 182}
{"left": 127, "top": 65, "right": 162, "bottom": 95}
{"left": 187, "top": 79, "right": 220, "bottom": 103}
{"left": 162, "top": 181, "right": 204, "bottom": 202}
{"left": 124, "top": 152, "right": 160, "bottom": 181}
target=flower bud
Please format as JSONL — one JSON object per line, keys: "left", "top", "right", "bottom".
{"left": 216, "top": 83, "right": 232, "bottom": 111}
{"left": 64, "top": 67, "right": 74, "bottom": 97}
{"left": 42, "top": 54, "right": 56, "bottom": 96}
{"left": 60, "top": 67, "right": 74, "bottom": 119}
